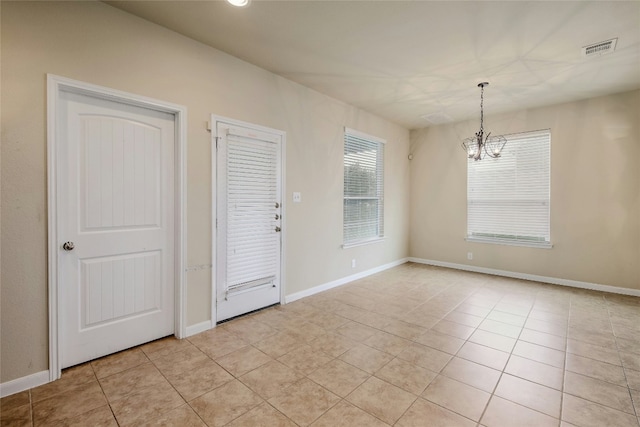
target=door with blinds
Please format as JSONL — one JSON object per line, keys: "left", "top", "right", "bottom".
{"left": 214, "top": 119, "right": 283, "bottom": 322}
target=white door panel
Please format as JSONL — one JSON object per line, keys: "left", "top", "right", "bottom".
{"left": 215, "top": 121, "right": 283, "bottom": 321}
{"left": 59, "top": 91, "right": 175, "bottom": 367}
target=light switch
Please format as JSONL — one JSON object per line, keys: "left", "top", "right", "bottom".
{"left": 293, "top": 192, "right": 302, "bottom": 203}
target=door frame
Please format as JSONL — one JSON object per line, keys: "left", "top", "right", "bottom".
{"left": 211, "top": 114, "right": 286, "bottom": 325}
{"left": 47, "top": 74, "right": 187, "bottom": 381}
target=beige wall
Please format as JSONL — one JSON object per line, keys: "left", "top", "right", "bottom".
{"left": 0, "top": 1, "right": 410, "bottom": 383}
{"left": 410, "top": 90, "right": 640, "bottom": 291}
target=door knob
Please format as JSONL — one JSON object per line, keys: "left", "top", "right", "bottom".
{"left": 62, "top": 241, "right": 75, "bottom": 251}
{"left": 275, "top": 226, "right": 281, "bottom": 232}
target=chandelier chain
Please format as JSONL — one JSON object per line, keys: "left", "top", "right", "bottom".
{"left": 479, "top": 84, "right": 484, "bottom": 136}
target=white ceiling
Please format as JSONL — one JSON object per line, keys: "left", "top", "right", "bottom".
{"left": 106, "top": 0, "right": 640, "bottom": 129}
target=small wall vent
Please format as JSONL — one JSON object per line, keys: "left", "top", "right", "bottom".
{"left": 582, "top": 38, "right": 617, "bottom": 58}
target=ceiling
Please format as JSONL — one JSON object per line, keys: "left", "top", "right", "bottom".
{"left": 105, "top": 0, "right": 640, "bottom": 130}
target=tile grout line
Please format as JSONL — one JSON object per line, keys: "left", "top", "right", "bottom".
{"left": 563, "top": 295, "right": 640, "bottom": 420}
{"left": 418, "top": 277, "right": 497, "bottom": 426}
{"left": 446, "top": 280, "right": 495, "bottom": 427}
{"left": 604, "top": 294, "right": 640, "bottom": 422}
{"left": 557, "top": 293, "right": 572, "bottom": 427}
{"left": 89, "top": 354, "right": 121, "bottom": 426}
{"left": 144, "top": 348, "right": 193, "bottom": 424}
{"left": 474, "top": 291, "right": 539, "bottom": 426}
{"left": 29, "top": 388, "right": 33, "bottom": 427}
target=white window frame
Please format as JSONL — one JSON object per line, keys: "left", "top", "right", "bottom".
{"left": 466, "top": 129, "right": 551, "bottom": 248}
{"left": 343, "top": 128, "right": 385, "bottom": 248}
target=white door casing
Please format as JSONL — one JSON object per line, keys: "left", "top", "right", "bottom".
{"left": 213, "top": 117, "right": 285, "bottom": 322}
{"left": 47, "top": 75, "right": 186, "bottom": 380}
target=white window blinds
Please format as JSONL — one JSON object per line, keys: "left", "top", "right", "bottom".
{"left": 224, "top": 130, "right": 280, "bottom": 295}
{"left": 467, "top": 129, "right": 551, "bottom": 247}
{"left": 343, "top": 128, "right": 385, "bottom": 246}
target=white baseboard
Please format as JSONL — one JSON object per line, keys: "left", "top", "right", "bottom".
{"left": 185, "top": 320, "right": 214, "bottom": 337}
{"left": 409, "top": 257, "right": 640, "bottom": 297}
{"left": 0, "top": 370, "right": 50, "bottom": 398}
{"left": 285, "top": 257, "right": 409, "bottom": 303}
{"left": 1, "top": 321, "right": 214, "bottom": 397}
{"left": 185, "top": 258, "right": 409, "bottom": 334}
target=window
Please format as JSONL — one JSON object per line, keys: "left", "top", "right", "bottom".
{"left": 467, "top": 129, "right": 551, "bottom": 247}
{"left": 343, "top": 128, "right": 385, "bottom": 246}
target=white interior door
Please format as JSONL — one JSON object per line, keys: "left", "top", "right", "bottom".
{"left": 58, "top": 90, "right": 175, "bottom": 368}
{"left": 215, "top": 121, "right": 283, "bottom": 322}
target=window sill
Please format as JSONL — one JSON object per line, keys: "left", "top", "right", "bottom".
{"left": 342, "top": 237, "right": 385, "bottom": 249}
{"left": 465, "top": 237, "right": 553, "bottom": 249}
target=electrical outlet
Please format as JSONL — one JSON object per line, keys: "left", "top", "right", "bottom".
{"left": 467, "top": 252, "right": 473, "bottom": 260}
{"left": 351, "top": 259, "right": 356, "bottom": 268}
{"left": 293, "top": 192, "right": 301, "bottom": 203}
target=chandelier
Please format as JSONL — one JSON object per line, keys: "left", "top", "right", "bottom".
{"left": 461, "top": 82, "right": 506, "bottom": 161}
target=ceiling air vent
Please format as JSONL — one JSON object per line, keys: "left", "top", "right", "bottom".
{"left": 582, "top": 38, "right": 617, "bottom": 58}
{"left": 421, "top": 112, "right": 453, "bottom": 125}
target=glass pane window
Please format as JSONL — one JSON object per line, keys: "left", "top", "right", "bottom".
{"left": 344, "top": 128, "right": 384, "bottom": 245}
{"left": 467, "top": 129, "right": 551, "bottom": 246}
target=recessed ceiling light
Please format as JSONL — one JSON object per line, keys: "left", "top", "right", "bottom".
{"left": 227, "top": 0, "right": 250, "bottom": 7}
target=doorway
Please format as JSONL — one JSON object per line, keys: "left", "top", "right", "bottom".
{"left": 47, "top": 75, "right": 186, "bottom": 380}
{"left": 213, "top": 117, "right": 285, "bottom": 322}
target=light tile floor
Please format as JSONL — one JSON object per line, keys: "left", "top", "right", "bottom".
{"left": 2, "top": 263, "right": 640, "bottom": 426}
